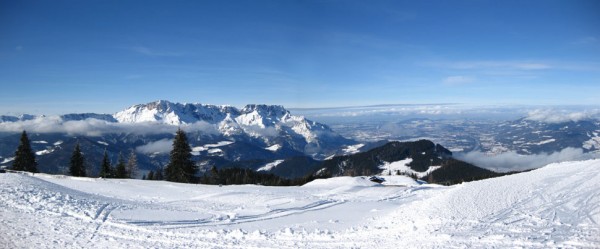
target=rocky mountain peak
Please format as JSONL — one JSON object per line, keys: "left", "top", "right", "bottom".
{"left": 241, "top": 104, "right": 289, "bottom": 117}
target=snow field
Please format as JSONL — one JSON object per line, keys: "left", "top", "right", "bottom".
{"left": 1, "top": 159, "right": 599, "bottom": 248}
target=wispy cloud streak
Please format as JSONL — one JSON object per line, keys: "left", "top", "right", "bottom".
{"left": 443, "top": 75, "right": 475, "bottom": 85}
{"left": 430, "top": 60, "right": 552, "bottom": 71}
{"left": 131, "top": 46, "right": 184, "bottom": 57}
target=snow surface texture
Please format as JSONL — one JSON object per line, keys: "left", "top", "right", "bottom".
{"left": 1, "top": 160, "right": 599, "bottom": 248}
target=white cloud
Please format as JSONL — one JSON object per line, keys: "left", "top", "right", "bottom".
{"left": 443, "top": 76, "right": 475, "bottom": 85}
{"left": 513, "top": 63, "right": 551, "bottom": 70}
{"left": 136, "top": 139, "right": 173, "bottom": 154}
{"left": 525, "top": 109, "right": 599, "bottom": 123}
{"left": 456, "top": 148, "right": 597, "bottom": 172}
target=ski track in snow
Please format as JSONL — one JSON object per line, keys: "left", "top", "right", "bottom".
{"left": 125, "top": 199, "right": 344, "bottom": 229}
{"left": 1, "top": 160, "right": 600, "bottom": 248}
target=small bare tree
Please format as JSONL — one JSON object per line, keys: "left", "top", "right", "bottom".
{"left": 126, "top": 150, "right": 138, "bottom": 179}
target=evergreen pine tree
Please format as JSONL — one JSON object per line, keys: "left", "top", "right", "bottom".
{"left": 69, "top": 143, "right": 86, "bottom": 177}
{"left": 165, "top": 129, "right": 196, "bottom": 183}
{"left": 99, "top": 150, "right": 112, "bottom": 178}
{"left": 155, "top": 167, "right": 164, "bottom": 180}
{"left": 126, "top": 150, "right": 138, "bottom": 178}
{"left": 115, "top": 152, "right": 127, "bottom": 178}
{"left": 147, "top": 170, "right": 154, "bottom": 180}
{"left": 12, "top": 130, "right": 38, "bottom": 173}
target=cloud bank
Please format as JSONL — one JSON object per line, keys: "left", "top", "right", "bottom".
{"left": 0, "top": 116, "right": 219, "bottom": 136}
{"left": 456, "top": 147, "right": 598, "bottom": 172}
{"left": 525, "top": 109, "right": 600, "bottom": 123}
{"left": 136, "top": 139, "right": 173, "bottom": 154}
{"left": 292, "top": 104, "right": 534, "bottom": 121}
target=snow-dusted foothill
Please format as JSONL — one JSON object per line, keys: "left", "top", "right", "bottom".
{"left": 1, "top": 159, "right": 599, "bottom": 248}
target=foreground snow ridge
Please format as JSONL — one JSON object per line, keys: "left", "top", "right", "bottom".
{"left": 1, "top": 160, "right": 600, "bottom": 248}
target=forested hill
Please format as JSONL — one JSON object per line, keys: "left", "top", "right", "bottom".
{"left": 313, "top": 140, "right": 500, "bottom": 184}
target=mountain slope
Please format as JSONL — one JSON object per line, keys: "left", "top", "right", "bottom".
{"left": 423, "top": 158, "right": 500, "bottom": 184}
{"left": 260, "top": 156, "right": 322, "bottom": 179}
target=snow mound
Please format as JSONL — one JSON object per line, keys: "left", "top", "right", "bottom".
{"left": 378, "top": 175, "right": 420, "bottom": 186}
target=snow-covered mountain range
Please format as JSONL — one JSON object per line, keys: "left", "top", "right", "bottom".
{"left": 1, "top": 100, "right": 348, "bottom": 151}
{"left": 113, "top": 100, "right": 343, "bottom": 147}
{"left": 0, "top": 100, "right": 353, "bottom": 175}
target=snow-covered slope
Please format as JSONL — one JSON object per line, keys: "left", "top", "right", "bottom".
{"left": 1, "top": 159, "right": 599, "bottom": 248}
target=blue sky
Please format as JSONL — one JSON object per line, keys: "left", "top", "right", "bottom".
{"left": 1, "top": 0, "right": 599, "bottom": 114}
